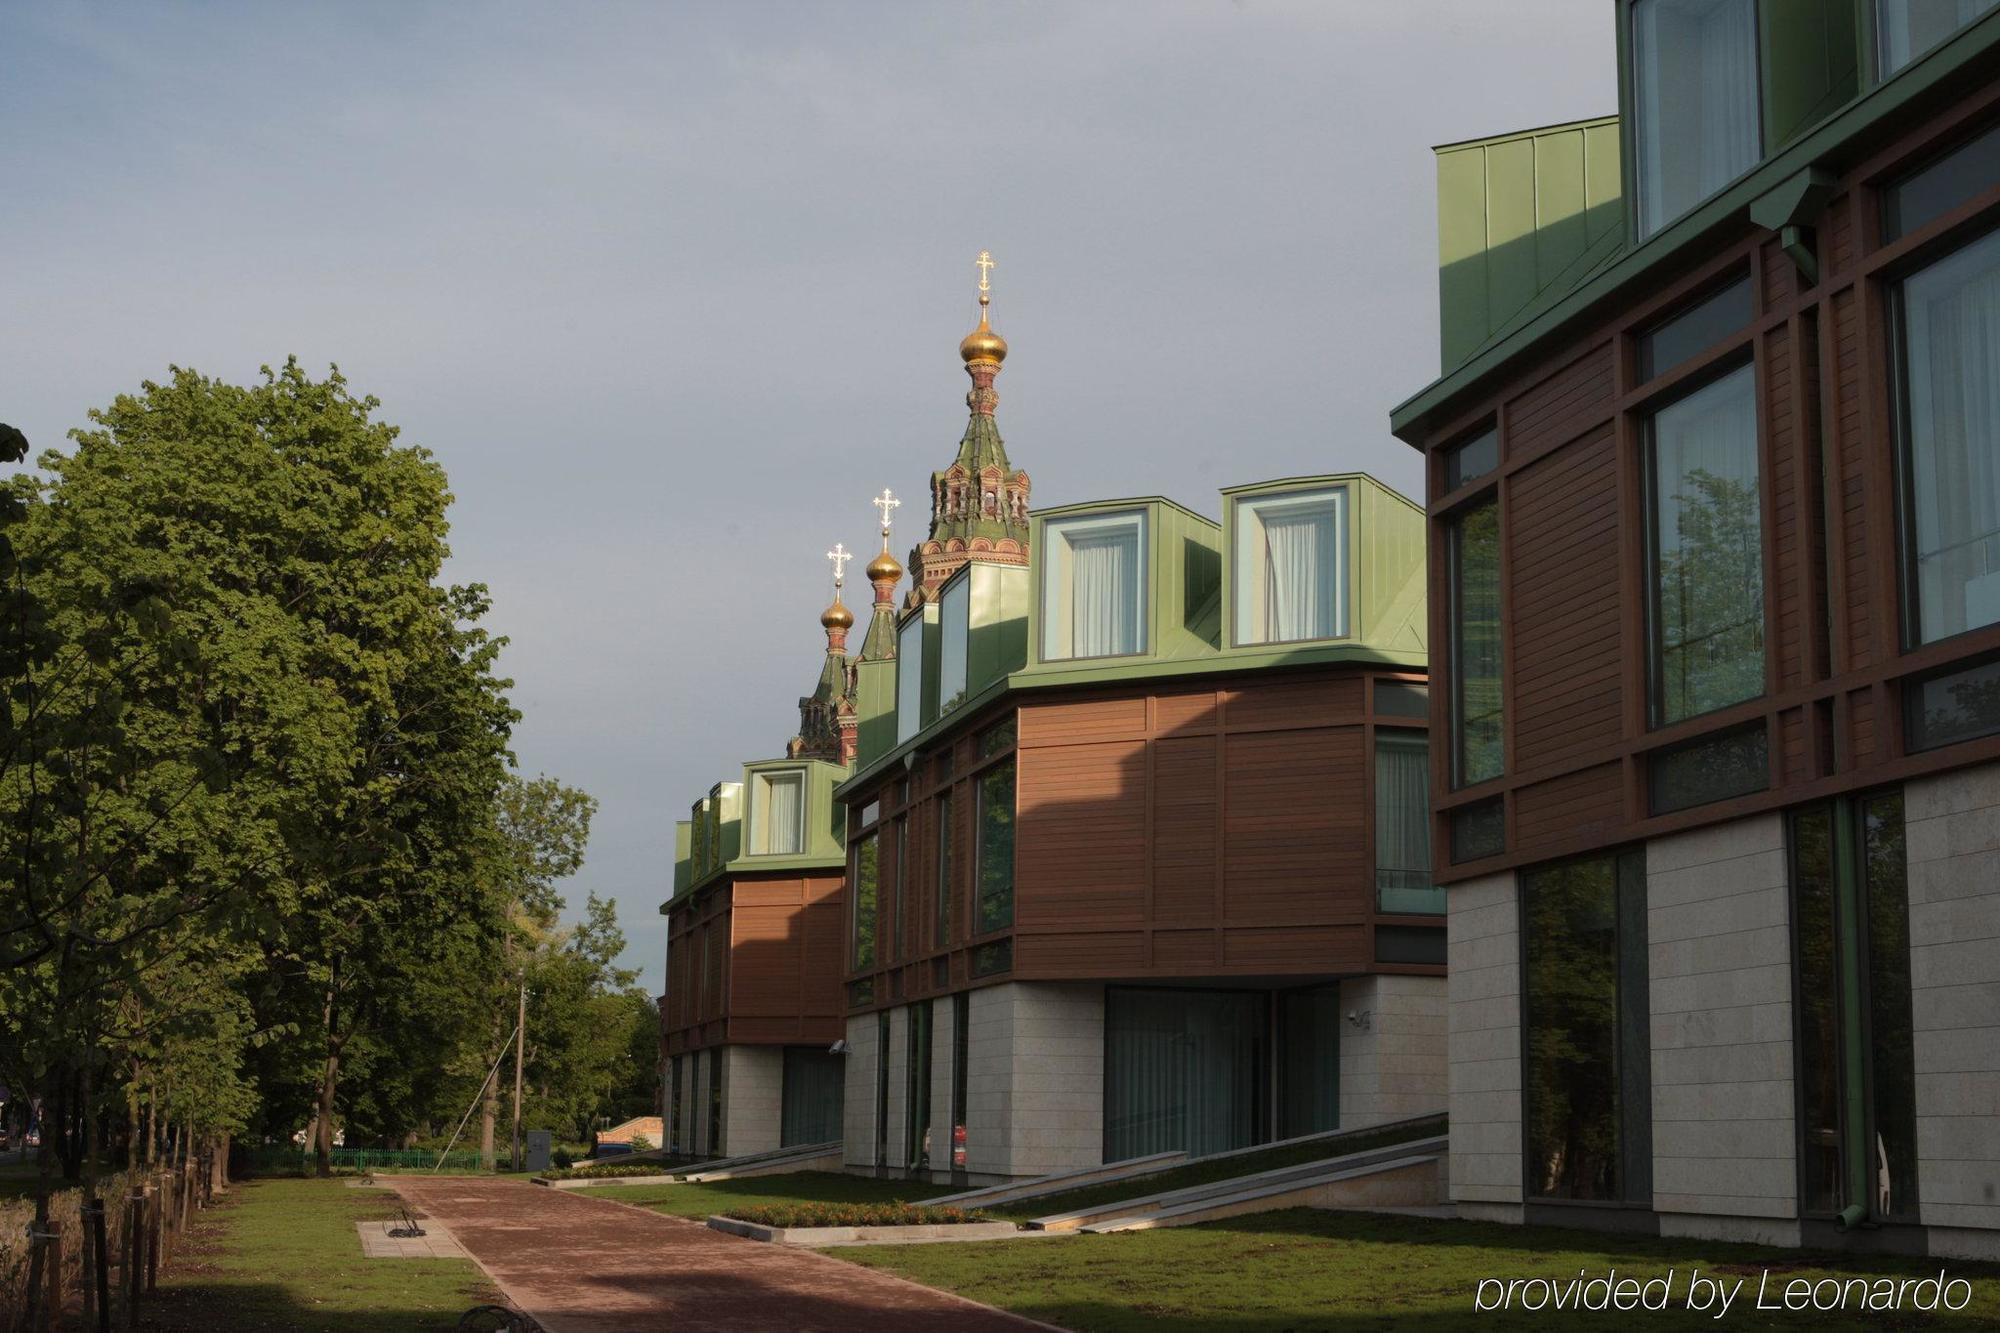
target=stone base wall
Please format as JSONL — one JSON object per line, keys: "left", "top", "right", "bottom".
{"left": 1446, "top": 871, "right": 1524, "bottom": 1207}
{"left": 1337, "top": 974, "right": 1448, "bottom": 1129}
{"left": 721, "top": 1045, "right": 783, "bottom": 1159}
{"left": 841, "top": 1014, "right": 879, "bottom": 1171}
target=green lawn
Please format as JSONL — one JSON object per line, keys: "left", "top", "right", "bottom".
{"left": 137, "top": 1177, "right": 503, "bottom": 1331}
{"left": 989, "top": 1118, "right": 1445, "bottom": 1222}
{"left": 836, "top": 1209, "right": 2000, "bottom": 1331}
{"left": 572, "top": 1169, "right": 958, "bottom": 1219}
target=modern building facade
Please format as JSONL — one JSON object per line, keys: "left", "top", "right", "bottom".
{"left": 1392, "top": 4, "right": 2000, "bottom": 1258}
{"left": 658, "top": 597, "right": 858, "bottom": 1157}
{"left": 832, "top": 278, "right": 1444, "bottom": 1184}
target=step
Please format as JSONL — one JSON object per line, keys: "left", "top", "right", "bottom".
{"left": 1027, "top": 1135, "right": 1449, "bottom": 1232}
{"left": 1081, "top": 1152, "right": 1446, "bottom": 1234}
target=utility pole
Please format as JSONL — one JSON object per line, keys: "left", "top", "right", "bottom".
{"left": 510, "top": 980, "right": 526, "bottom": 1171}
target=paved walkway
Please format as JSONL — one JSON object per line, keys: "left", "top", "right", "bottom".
{"left": 390, "top": 1176, "right": 1056, "bottom": 1333}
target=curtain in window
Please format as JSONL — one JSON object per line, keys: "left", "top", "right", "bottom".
{"left": 781, "top": 1048, "right": 844, "bottom": 1147}
{"left": 1906, "top": 232, "right": 2000, "bottom": 642}
{"left": 1104, "top": 989, "right": 1265, "bottom": 1163}
{"left": 1279, "top": 990, "right": 1341, "bottom": 1138}
{"left": 1652, "top": 363, "right": 1763, "bottom": 722}
{"left": 1880, "top": 0, "right": 1999, "bottom": 73}
{"left": 1070, "top": 530, "right": 1138, "bottom": 656}
{"left": 1375, "top": 736, "right": 1438, "bottom": 913}
{"left": 1694, "top": 0, "right": 1757, "bottom": 199}
{"left": 1636, "top": 0, "right": 1759, "bottom": 234}
{"left": 766, "top": 775, "right": 803, "bottom": 855}
{"left": 1264, "top": 508, "right": 1335, "bottom": 641}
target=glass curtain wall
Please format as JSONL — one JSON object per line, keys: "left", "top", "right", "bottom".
{"left": 1522, "top": 852, "right": 1651, "bottom": 1203}
{"left": 780, "top": 1047, "right": 844, "bottom": 1147}
{"left": 1648, "top": 362, "right": 1764, "bottom": 723}
{"left": 1279, "top": 989, "right": 1342, "bottom": 1138}
{"left": 1633, "top": 0, "right": 1761, "bottom": 236}
{"left": 1104, "top": 988, "right": 1267, "bottom": 1162}
{"left": 850, "top": 834, "right": 879, "bottom": 971}
{"left": 1375, "top": 732, "right": 1440, "bottom": 913}
{"left": 976, "top": 759, "right": 1016, "bottom": 932}
{"left": 1791, "top": 796, "right": 1921, "bottom": 1221}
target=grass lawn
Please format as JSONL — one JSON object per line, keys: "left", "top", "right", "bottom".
{"left": 988, "top": 1118, "right": 1444, "bottom": 1222}
{"left": 836, "top": 1208, "right": 2000, "bottom": 1331}
{"left": 572, "top": 1169, "right": 958, "bottom": 1219}
{"left": 137, "top": 1177, "right": 504, "bottom": 1331}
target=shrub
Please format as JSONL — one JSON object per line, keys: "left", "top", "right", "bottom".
{"left": 535, "top": 1161, "right": 673, "bottom": 1181}
{"left": 552, "top": 1148, "right": 574, "bottom": 1170}
{"left": 724, "top": 1201, "right": 995, "bottom": 1229}
{"left": 626, "top": 1134, "right": 653, "bottom": 1154}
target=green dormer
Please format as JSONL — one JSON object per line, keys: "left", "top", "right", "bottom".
{"left": 737, "top": 758, "right": 848, "bottom": 865}
{"left": 1025, "top": 497, "right": 1222, "bottom": 669}
{"left": 935, "top": 561, "right": 1030, "bottom": 716}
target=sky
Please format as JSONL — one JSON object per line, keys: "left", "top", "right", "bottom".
{"left": 0, "top": 1, "right": 1615, "bottom": 993}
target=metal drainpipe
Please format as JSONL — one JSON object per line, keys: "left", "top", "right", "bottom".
{"left": 1832, "top": 795, "right": 1869, "bottom": 1231}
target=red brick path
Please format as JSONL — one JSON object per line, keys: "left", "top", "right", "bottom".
{"left": 390, "top": 1177, "right": 1056, "bottom": 1333}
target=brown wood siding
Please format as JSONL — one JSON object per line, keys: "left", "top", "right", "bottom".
{"left": 661, "top": 871, "right": 845, "bottom": 1054}
{"left": 841, "top": 665, "right": 1436, "bottom": 1005}
{"left": 1417, "top": 76, "right": 2000, "bottom": 882}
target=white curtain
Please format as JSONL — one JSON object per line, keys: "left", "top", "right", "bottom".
{"left": 1264, "top": 508, "right": 1336, "bottom": 641}
{"left": 1375, "top": 737, "right": 1434, "bottom": 912}
{"left": 1881, "top": 0, "right": 2000, "bottom": 73}
{"left": 1071, "top": 530, "right": 1138, "bottom": 656}
{"left": 766, "top": 774, "right": 803, "bottom": 855}
{"left": 1909, "top": 234, "right": 2000, "bottom": 641}
{"left": 1696, "top": 0, "right": 1758, "bottom": 201}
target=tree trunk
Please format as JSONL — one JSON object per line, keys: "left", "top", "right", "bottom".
{"left": 479, "top": 1079, "right": 496, "bottom": 1171}
{"left": 315, "top": 1047, "right": 339, "bottom": 1178}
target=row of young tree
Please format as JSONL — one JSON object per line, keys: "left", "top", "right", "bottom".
{"left": 0, "top": 364, "right": 657, "bottom": 1234}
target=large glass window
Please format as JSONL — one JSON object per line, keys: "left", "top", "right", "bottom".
{"left": 755, "top": 770, "right": 805, "bottom": 855}
{"left": 707, "top": 1047, "right": 724, "bottom": 1157}
{"left": 1885, "top": 122, "right": 2000, "bottom": 241}
{"left": 1233, "top": 486, "right": 1347, "bottom": 645}
{"left": 780, "top": 1047, "right": 844, "bottom": 1147}
{"left": 1449, "top": 500, "right": 1503, "bottom": 786}
{"left": 896, "top": 613, "right": 926, "bottom": 743}
{"left": 1633, "top": 0, "right": 1762, "bottom": 238}
{"left": 1647, "top": 363, "right": 1764, "bottom": 723}
{"left": 1896, "top": 228, "right": 2000, "bottom": 645}
{"left": 975, "top": 759, "right": 1015, "bottom": 932}
{"left": 951, "top": 998, "right": 969, "bottom": 1172}
{"left": 1444, "top": 427, "right": 1498, "bottom": 491}
{"left": 1523, "top": 851, "right": 1651, "bottom": 1204}
{"left": 934, "top": 791, "right": 954, "bottom": 947}
{"left": 1791, "top": 796, "right": 1920, "bottom": 1221}
{"left": 1043, "top": 511, "right": 1146, "bottom": 659}
{"left": 1375, "top": 733, "right": 1440, "bottom": 914}
{"left": 1878, "top": 0, "right": 1998, "bottom": 76}
{"left": 938, "top": 573, "right": 970, "bottom": 709}
{"left": 905, "top": 1000, "right": 933, "bottom": 1174}
{"left": 850, "top": 833, "right": 878, "bottom": 971}
{"left": 1105, "top": 988, "right": 1267, "bottom": 1162}
{"left": 1279, "top": 988, "right": 1342, "bottom": 1139}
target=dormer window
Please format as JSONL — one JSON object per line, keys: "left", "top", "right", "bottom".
{"left": 1879, "top": 0, "right": 1998, "bottom": 76}
{"left": 752, "top": 770, "right": 805, "bottom": 855}
{"left": 1633, "top": 0, "right": 1761, "bottom": 238}
{"left": 896, "top": 613, "right": 926, "bottom": 742}
{"left": 938, "top": 572, "right": 970, "bottom": 709}
{"left": 1042, "top": 510, "right": 1147, "bottom": 660}
{"left": 1233, "top": 486, "right": 1348, "bottom": 646}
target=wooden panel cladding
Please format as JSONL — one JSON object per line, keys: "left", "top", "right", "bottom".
{"left": 1508, "top": 424, "right": 1623, "bottom": 774}
{"left": 845, "top": 665, "right": 1429, "bottom": 1003}
{"left": 663, "top": 871, "right": 846, "bottom": 1054}
{"left": 1411, "top": 76, "right": 2000, "bottom": 883}
{"left": 1504, "top": 339, "right": 1616, "bottom": 462}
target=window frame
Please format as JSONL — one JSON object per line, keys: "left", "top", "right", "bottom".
{"left": 895, "top": 611, "right": 928, "bottom": 743}
{"left": 1040, "top": 508, "right": 1150, "bottom": 662}
{"left": 751, "top": 767, "right": 808, "bottom": 856}
{"left": 1229, "top": 484, "right": 1351, "bottom": 648}
{"left": 1447, "top": 496, "right": 1505, "bottom": 789}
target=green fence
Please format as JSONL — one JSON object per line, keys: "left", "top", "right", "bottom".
{"left": 242, "top": 1145, "right": 495, "bottom": 1174}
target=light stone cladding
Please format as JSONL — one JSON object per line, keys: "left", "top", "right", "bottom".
{"left": 841, "top": 1013, "right": 879, "bottom": 1171}
{"left": 1906, "top": 762, "right": 2000, "bottom": 1244}
{"left": 721, "top": 1045, "right": 784, "bottom": 1159}
{"left": 1337, "top": 975, "right": 1448, "bottom": 1128}
{"left": 884, "top": 1006, "right": 909, "bottom": 1172}
{"left": 965, "top": 982, "right": 1104, "bottom": 1180}
{"left": 929, "top": 995, "right": 956, "bottom": 1175}
{"left": 1446, "top": 871, "right": 1523, "bottom": 1205}
{"left": 1647, "top": 814, "right": 1799, "bottom": 1226}
{"left": 689, "top": 1049, "right": 715, "bottom": 1156}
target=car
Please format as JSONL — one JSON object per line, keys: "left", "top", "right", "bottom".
{"left": 592, "top": 1141, "right": 635, "bottom": 1157}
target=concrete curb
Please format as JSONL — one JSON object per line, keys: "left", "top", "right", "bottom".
{"left": 707, "top": 1214, "right": 1023, "bottom": 1245}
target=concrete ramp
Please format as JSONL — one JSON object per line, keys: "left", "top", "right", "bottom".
{"left": 1027, "top": 1134, "right": 1449, "bottom": 1234}
{"left": 1081, "top": 1151, "right": 1446, "bottom": 1233}
{"left": 672, "top": 1141, "right": 843, "bottom": 1182}
{"left": 927, "top": 1151, "right": 1188, "bottom": 1210}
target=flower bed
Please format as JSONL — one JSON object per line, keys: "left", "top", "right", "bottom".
{"left": 725, "top": 1201, "right": 991, "bottom": 1229}
{"left": 534, "top": 1162, "right": 675, "bottom": 1181}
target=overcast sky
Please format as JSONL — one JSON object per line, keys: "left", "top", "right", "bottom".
{"left": 2, "top": 2, "right": 1615, "bottom": 992}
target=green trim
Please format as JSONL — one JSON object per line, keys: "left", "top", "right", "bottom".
{"left": 1392, "top": 10, "right": 2000, "bottom": 443}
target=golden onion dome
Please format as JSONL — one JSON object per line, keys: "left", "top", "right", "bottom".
{"left": 958, "top": 308, "right": 1008, "bottom": 365}
{"left": 820, "top": 598, "right": 855, "bottom": 630}
{"left": 866, "top": 547, "right": 904, "bottom": 582}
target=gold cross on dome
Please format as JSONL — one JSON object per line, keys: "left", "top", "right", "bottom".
{"left": 872, "top": 488, "right": 901, "bottom": 534}
{"left": 826, "top": 543, "right": 852, "bottom": 587}
{"left": 975, "top": 250, "right": 994, "bottom": 301}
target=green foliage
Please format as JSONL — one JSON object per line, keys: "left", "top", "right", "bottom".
{"left": 535, "top": 1161, "right": 673, "bottom": 1180}
{"left": 727, "top": 1201, "right": 993, "bottom": 1228}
